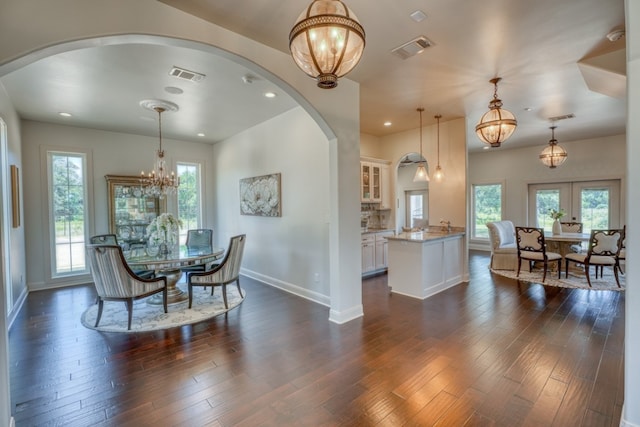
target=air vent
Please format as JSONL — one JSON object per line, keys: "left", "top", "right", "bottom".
{"left": 169, "top": 66, "right": 206, "bottom": 83}
{"left": 549, "top": 113, "right": 576, "bottom": 121}
{"left": 391, "top": 36, "right": 433, "bottom": 59}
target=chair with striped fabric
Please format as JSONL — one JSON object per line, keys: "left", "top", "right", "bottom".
{"left": 85, "top": 244, "right": 167, "bottom": 330}
{"left": 187, "top": 234, "right": 246, "bottom": 309}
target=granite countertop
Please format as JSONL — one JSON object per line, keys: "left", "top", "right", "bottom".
{"left": 386, "top": 229, "right": 466, "bottom": 243}
{"left": 361, "top": 228, "right": 394, "bottom": 234}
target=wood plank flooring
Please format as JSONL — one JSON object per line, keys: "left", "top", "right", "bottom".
{"left": 9, "top": 251, "right": 624, "bottom": 426}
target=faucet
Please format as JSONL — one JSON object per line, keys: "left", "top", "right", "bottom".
{"left": 440, "top": 220, "right": 451, "bottom": 232}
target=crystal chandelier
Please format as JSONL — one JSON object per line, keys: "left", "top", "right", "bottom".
{"left": 539, "top": 125, "right": 568, "bottom": 168}
{"left": 139, "top": 100, "right": 180, "bottom": 198}
{"left": 475, "top": 77, "right": 517, "bottom": 147}
{"left": 289, "top": 0, "right": 366, "bottom": 89}
{"left": 413, "top": 108, "right": 430, "bottom": 182}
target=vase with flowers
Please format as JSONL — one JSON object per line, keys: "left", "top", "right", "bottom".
{"left": 146, "top": 213, "right": 182, "bottom": 256}
{"left": 549, "top": 208, "right": 566, "bottom": 235}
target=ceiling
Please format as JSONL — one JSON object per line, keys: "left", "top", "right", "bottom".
{"left": 0, "top": 0, "right": 627, "bottom": 153}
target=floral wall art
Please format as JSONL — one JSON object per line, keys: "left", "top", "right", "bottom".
{"left": 239, "top": 173, "right": 281, "bottom": 217}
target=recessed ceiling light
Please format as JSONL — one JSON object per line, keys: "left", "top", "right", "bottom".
{"left": 524, "top": 107, "right": 533, "bottom": 111}
{"left": 165, "top": 86, "right": 184, "bottom": 95}
{"left": 483, "top": 146, "right": 491, "bottom": 150}
{"left": 410, "top": 10, "right": 427, "bottom": 22}
{"left": 264, "top": 92, "right": 277, "bottom": 98}
{"left": 383, "top": 121, "right": 392, "bottom": 127}
{"left": 59, "top": 112, "right": 72, "bottom": 117}
{"left": 197, "top": 133, "right": 205, "bottom": 137}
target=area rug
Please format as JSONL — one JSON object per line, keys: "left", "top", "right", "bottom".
{"left": 81, "top": 287, "right": 245, "bottom": 332}
{"left": 491, "top": 268, "right": 624, "bottom": 291}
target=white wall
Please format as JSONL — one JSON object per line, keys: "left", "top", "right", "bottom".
{"left": 0, "top": 82, "right": 22, "bottom": 427}
{"left": 623, "top": 1, "right": 639, "bottom": 425}
{"left": 212, "top": 107, "right": 331, "bottom": 304}
{"left": 469, "top": 134, "right": 626, "bottom": 249}
{"left": 20, "top": 120, "right": 215, "bottom": 289}
{"left": 377, "top": 118, "right": 468, "bottom": 230}
{"left": 360, "top": 133, "right": 381, "bottom": 158}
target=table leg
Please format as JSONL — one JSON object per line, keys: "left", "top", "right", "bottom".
{"left": 147, "top": 269, "right": 187, "bottom": 305}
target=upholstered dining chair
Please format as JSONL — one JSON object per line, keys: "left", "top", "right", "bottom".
{"left": 85, "top": 244, "right": 168, "bottom": 330}
{"left": 182, "top": 229, "right": 214, "bottom": 273}
{"left": 89, "top": 234, "right": 155, "bottom": 279}
{"left": 560, "top": 222, "right": 583, "bottom": 233}
{"left": 564, "top": 229, "right": 623, "bottom": 288}
{"left": 515, "top": 226, "right": 562, "bottom": 282}
{"left": 187, "top": 234, "right": 246, "bottom": 309}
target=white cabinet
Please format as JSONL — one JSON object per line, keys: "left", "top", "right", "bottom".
{"left": 375, "top": 231, "right": 393, "bottom": 270}
{"left": 363, "top": 231, "right": 393, "bottom": 275}
{"left": 361, "top": 234, "right": 376, "bottom": 273}
{"left": 360, "top": 162, "right": 381, "bottom": 202}
{"left": 379, "top": 163, "right": 391, "bottom": 209}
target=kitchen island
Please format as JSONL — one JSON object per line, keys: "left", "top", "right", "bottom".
{"left": 387, "top": 229, "right": 467, "bottom": 299}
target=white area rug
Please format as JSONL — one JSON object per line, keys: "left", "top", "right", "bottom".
{"left": 491, "top": 268, "right": 624, "bottom": 291}
{"left": 81, "top": 286, "right": 245, "bottom": 332}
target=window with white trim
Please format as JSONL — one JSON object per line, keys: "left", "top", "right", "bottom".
{"left": 177, "top": 162, "right": 202, "bottom": 245}
{"left": 472, "top": 183, "right": 503, "bottom": 239}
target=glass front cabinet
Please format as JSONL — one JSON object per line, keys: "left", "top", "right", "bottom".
{"left": 105, "top": 175, "right": 164, "bottom": 249}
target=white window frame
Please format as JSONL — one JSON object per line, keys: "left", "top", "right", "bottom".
{"left": 471, "top": 181, "right": 505, "bottom": 241}
{"left": 176, "top": 161, "right": 203, "bottom": 245}
{"left": 45, "top": 149, "right": 92, "bottom": 279}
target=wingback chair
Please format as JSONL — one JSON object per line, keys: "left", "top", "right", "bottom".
{"left": 89, "top": 234, "right": 155, "bottom": 279}
{"left": 486, "top": 221, "right": 518, "bottom": 270}
{"left": 187, "top": 234, "right": 246, "bottom": 309}
{"left": 85, "top": 244, "right": 168, "bottom": 330}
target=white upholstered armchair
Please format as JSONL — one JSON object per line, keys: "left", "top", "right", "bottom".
{"left": 486, "top": 220, "right": 518, "bottom": 270}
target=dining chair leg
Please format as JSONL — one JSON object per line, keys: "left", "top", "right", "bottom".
{"left": 542, "top": 261, "right": 547, "bottom": 283}
{"left": 95, "top": 299, "right": 104, "bottom": 327}
{"left": 236, "top": 278, "right": 243, "bottom": 298}
{"left": 222, "top": 284, "right": 229, "bottom": 309}
{"left": 163, "top": 287, "right": 168, "bottom": 313}
{"left": 126, "top": 299, "right": 133, "bottom": 330}
{"left": 557, "top": 259, "right": 561, "bottom": 279}
{"left": 585, "top": 264, "right": 593, "bottom": 287}
{"left": 613, "top": 264, "right": 621, "bottom": 287}
{"left": 188, "top": 283, "right": 193, "bottom": 309}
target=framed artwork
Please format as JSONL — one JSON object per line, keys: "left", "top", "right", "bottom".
{"left": 239, "top": 173, "right": 281, "bottom": 217}
{"left": 11, "top": 165, "right": 20, "bottom": 228}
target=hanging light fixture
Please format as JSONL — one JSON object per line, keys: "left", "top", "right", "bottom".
{"left": 433, "top": 114, "right": 444, "bottom": 182}
{"left": 475, "top": 77, "right": 517, "bottom": 147}
{"left": 539, "top": 125, "right": 568, "bottom": 168}
{"left": 139, "top": 100, "right": 180, "bottom": 198}
{"left": 289, "top": 0, "right": 366, "bottom": 89}
{"left": 413, "top": 108, "right": 430, "bottom": 182}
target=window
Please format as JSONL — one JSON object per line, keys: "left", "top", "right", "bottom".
{"left": 177, "top": 162, "right": 202, "bottom": 245}
{"left": 405, "top": 190, "right": 427, "bottom": 228}
{"left": 472, "top": 183, "right": 503, "bottom": 239}
{"left": 528, "top": 180, "right": 620, "bottom": 234}
{"left": 48, "top": 152, "right": 88, "bottom": 276}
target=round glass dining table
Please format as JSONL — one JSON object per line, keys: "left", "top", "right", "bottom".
{"left": 125, "top": 246, "right": 224, "bottom": 305}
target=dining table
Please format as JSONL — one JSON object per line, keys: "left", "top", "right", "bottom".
{"left": 545, "top": 232, "right": 591, "bottom": 257}
{"left": 125, "top": 245, "right": 224, "bottom": 305}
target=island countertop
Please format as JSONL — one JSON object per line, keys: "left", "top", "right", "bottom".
{"left": 386, "top": 230, "right": 465, "bottom": 243}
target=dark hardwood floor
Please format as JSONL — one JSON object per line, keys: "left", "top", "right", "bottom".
{"left": 9, "top": 251, "right": 624, "bottom": 426}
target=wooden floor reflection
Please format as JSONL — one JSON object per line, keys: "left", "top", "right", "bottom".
{"left": 9, "top": 251, "right": 624, "bottom": 426}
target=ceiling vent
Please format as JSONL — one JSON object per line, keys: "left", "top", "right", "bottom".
{"left": 169, "top": 66, "right": 206, "bottom": 83}
{"left": 549, "top": 113, "right": 575, "bottom": 121}
{"left": 391, "top": 36, "right": 433, "bottom": 60}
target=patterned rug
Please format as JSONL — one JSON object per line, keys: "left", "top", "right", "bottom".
{"left": 81, "top": 286, "right": 245, "bottom": 332}
{"left": 491, "top": 268, "right": 625, "bottom": 291}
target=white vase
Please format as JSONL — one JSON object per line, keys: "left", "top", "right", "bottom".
{"left": 552, "top": 219, "right": 562, "bottom": 235}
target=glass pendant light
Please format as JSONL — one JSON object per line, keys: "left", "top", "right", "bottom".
{"left": 539, "top": 125, "right": 568, "bottom": 168}
{"left": 475, "top": 77, "right": 517, "bottom": 147}
{"left": 433, "top": 114, "right": 444, "bottom": 182}
{"left": 413, "top": 107, "right": 430, "bottom": 182}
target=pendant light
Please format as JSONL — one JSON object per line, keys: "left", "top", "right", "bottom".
{"left": 289, "top": 0, "right": 366, "bottom": 89}
{"left": 433, "top": 114, "right": 444, "bottom": 182}
{"left": 475, "top": 77, "right": 517, "bottom": 147}
{"left": 139, "top": 100, "right": 180, "bottom": 198}
{"left": 413, "top": 108, "right": 430, "bottom": 182}
{"left": 539, "top": 125, "right": 568, "bottom": 168}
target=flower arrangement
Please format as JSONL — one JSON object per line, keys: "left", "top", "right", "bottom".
{"left": 146, "top": 213, "right": 182, "bottom": 246}
{"left": 548, "top": 208, "right": 566, "bottom": 220}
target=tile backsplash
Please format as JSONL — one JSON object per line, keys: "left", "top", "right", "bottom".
{"left": 361, "top": 204, "right": 389, "bottom": 229}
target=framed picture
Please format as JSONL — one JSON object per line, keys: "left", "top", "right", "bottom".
{"left": 11, "top": 165, "right": 20, "bottom": 228}
{"left": 239, "top": 173, "right": 281, "bottom": 217}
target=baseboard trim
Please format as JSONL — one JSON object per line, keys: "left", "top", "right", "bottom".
{"left": 240, "top": 268, "right": 330, "bottom": 307}
{"left": 329, "top": 305, "right": 364, "bottom": 324}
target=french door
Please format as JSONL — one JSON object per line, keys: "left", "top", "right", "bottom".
{"left": 528, "top": 180, "right": 621, "bottom": 233}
